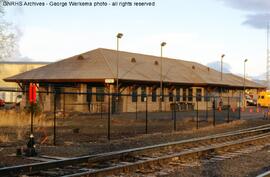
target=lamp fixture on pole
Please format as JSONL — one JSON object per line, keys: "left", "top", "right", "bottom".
{"left": 221, "top": 54, "right": 225, "bottom": 81}
{"left": 159, "top": 42, "right": 166, "bottom": 111}
{"left": 116, "top": 33, "right": 123, "bottom": 93}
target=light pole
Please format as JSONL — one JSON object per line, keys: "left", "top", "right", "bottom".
{"left": 160, "top": 42, "right": 166, "bottom": 111}
{"left": 221, "top": 54, "right": 225, "bottom": 81}
{"left": 243, "top": 59, "right": 248, "bottom": 108}
{"left": 116, "top": 33, "right": 123, "bottom": 94}
{"left": 116, "top": 33, "right": 123, "bottom": 112}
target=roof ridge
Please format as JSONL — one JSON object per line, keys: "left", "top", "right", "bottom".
{"left": 98, "top": 48, "right": 115, "bottom": 78}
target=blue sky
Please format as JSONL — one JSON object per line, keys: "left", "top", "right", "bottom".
{"left": 3, "top": 0, "right": 270, "bottom": 78}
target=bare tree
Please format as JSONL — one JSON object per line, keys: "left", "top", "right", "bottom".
{"left": 0, "top": 0, "right": 19, "bottom": 60}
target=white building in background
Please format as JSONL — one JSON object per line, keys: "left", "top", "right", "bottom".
{"left": 0, "top": 61, "right": 50, "bottom": 103}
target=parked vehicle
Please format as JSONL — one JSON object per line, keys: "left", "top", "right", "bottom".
{"left": 246, "top": 95, "right": 257, "bottom": 106}
{"left": 16, "top": 95, "right": 22, "bottom": 106}
{"left": 258, "top": 91, "right": 270, "bottom": 107}
{"left": 0, "top": 99, "right": 5, "bottom": 107}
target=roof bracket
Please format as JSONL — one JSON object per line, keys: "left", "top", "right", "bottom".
{"left": 17, "top": 82, "right": 24, "bottom": 92}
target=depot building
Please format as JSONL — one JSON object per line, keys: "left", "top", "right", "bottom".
{"left": 4, "top": 48, "right": 265, "bottom": 113}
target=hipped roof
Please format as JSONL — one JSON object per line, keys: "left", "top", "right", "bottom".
{"left": 4, "top": 48, "right": 265, "bottom": 89}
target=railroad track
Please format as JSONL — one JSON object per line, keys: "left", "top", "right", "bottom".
{"left": 257, "top": 171, "right": 270, "bottom": 177}
{"left": 2, "top": 124, "right": 270, "bottom": 177}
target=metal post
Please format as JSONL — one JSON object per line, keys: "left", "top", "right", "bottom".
{"left": 267, "top": 22, "right": 270, "bottom": 89}
{"left": 160, "top": 53, "right": 163, "bottom": 112}
{"left": 171, "top": 101, "right": 174, "bottom": 120}
{"left": 108, "top": 93, "right": 111, "bottom": 140}
{"left": 116, "top": 38, "right": 119, "bottom": 98}
{"left": 135, "top": 98, "right": 138, "bottom": 120}
{"left": 63, "top": 93, "right": 66, "bottom": 118}
{"left": 238, "top": 95, "right": 241, "bottom": 120}
{"left": 116, "top": 33, "right": 123, "bottom": 114}
{"left": 100, "top": 102, "right": 102, "bottom": 119}
{"left": 196, "top": 99, "right": 199, "bottom": 129}
{"left": 243, "top": 59, "right": 248, "bottom": 109}
{"left": 174, "top": 95, "right": 176, "bottom": 131}
{"left": 53, "top": 91, "right": 56, "bottom": 145}
{"left": 145, "top": 95, "right": 148, "bottom": 134}
{"left": 227, "top": 96, "right": 230, "bottom": 123}
{"left": 30, "top": 103, "right": 34, "bottom": 134}
{"left": 221, "top": 54, "right": 225, "bottom": 81}
{"left": 206, "top": 98, "right": 208, "bottom": 122}
{"left": 160, "top": 42, "right": 166, "bottom": 112}
{"left": 266, "top": 105, "right": 269, "bottom": 120}
{"left": 213, "top": 97, "right": 216, "bottom": 126}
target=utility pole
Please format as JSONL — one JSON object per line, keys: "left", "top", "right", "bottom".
{"left": 267, "top": 23, "right": 270, "bottom": 90}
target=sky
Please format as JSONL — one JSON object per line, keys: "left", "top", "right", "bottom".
{"left": 2, "top": 0, "right": 270, "bottom": 78}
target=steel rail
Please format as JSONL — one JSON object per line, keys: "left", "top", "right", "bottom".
{"left": 64, "top": 132, "right": 270, "bottom": 177}
{"left": 1, "top": 124, "right": 270, "bottom": 177}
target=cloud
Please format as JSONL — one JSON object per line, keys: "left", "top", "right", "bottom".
{"left": 243, "top": 13, "right": 270, "bottom": 29}
{"left": 219, "top": 0, "right": 270, "bottom": 29}
{"left": 220, "top": 0, "right": 270, "bottom": 12}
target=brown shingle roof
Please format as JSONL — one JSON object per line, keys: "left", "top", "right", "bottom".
{"left": 4, "top": 48, "right": 265, "bottom": 89}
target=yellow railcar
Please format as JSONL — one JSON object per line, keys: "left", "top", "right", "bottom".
{"left": 258, "top": 91, "right": 270, "bottom": 107}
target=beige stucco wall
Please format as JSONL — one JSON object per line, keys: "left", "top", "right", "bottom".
{"left": 34, "top": 84, "right": 248, "bottom": 113}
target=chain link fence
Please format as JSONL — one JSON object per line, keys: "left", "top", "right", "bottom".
{"left": 0, "top": 89, "right": 267, "bottom": 145}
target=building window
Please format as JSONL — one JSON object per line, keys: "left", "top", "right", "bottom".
{"left": 176, "top": 88, "right": 180, "bottom": 101}
{"left": 183, "top": 89, "right": 187, "bottom": 101}
{"left": 132, "top": 88, "right": 137, "bottom": 102}
{"left": 220, "top": 87, "right": 229, "bottom": 93}
{"left": 87, "top": 86, "right": 92, "bottom": 103}
{"left": 169, "top": 89, "right": 173, "bottom": 102}
{"left": 188, "top": 88, "right": 193, "bottom": 102}
{"left": 196, "top": 88, "right": 202, "bottom": 101}
{"left": 205, "top": 89, "right": 210, "bottom": 101}
{"left": 161, "top": 87, "right": 164, "bottom": 102}
{"left": 141, "top": 86, "right": 147, "bottom": 102}
{"left": 152, "top": 88, "right": 157, "bottom": 102}
{"left": 96, "top": 86, "right": 105, "bottom": 102}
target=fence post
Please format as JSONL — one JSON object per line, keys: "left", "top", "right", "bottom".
{"left": 196, "top": 98, "right": 199, "bottom": 129}
{"left": 213, "top": 97, "right": 216, "bottom": 126}
{"left": 238, "top": 96, "right": 241, "bottom": 120}
{"left": 108, "top": 93, "right": 111, "bottom": 140}
{"left": 145, "top": 95, "right": 148, "bottom": 134}
{"left": 53, "top": 91, "right": 56, "bottom": 145}
{"left": 227, "top": 96, "right": 230, "bottom": 123}
{"left": 30, "top": 103, "right": 34, "bottom": 134}
{"left": 206, "top": 98, "right": 208, "bottom": 122}
{"left": 266, "top": 105, "right": 269, "bottom": 120}
{"left": 171, "top": 100, "right": 174, "bottom": 120}
{"left": 63, "top": 93, "right": 66, "bottom": 118}
{"left": 100, "top": 102, "right": 102, "bottom": 119}
{"left": 174, "top": 95, "right": 176, "bottom": 131}
{"left": 136, "top": 98, "right": 138, "bottom": 120}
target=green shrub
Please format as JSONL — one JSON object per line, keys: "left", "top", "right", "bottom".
{"left": 24, "top": 101, "right": 42, "bottom": 115}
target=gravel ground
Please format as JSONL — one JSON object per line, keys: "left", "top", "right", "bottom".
{"left": 162, "top": 145, "right": 270, "bottom": 177}
{"left": 1, "top": 118, "right": 270, "bottom": 168}
{"left": 42, "top": 119, "right": 270, "bottom": 156}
